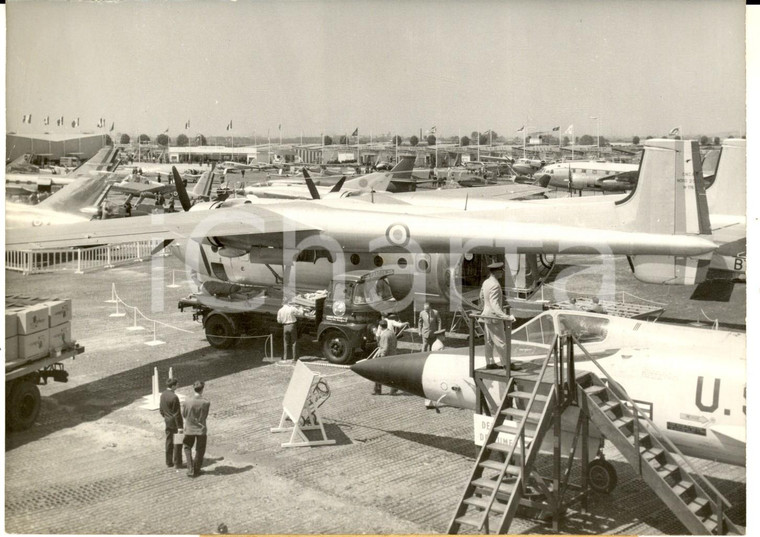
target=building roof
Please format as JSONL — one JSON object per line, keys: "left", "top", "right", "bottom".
{"left": 6, "top": 132, "right": 107, "bottom": 142}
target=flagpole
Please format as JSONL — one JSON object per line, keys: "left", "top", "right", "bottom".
{"left": 395, "top": 134, "right": 398, "bottom": 164}
{"left": 477, "top": 130, "right": 480, "bottom": 161}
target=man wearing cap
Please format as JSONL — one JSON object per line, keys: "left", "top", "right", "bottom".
{"left": 182, "top": 381, "right": 211, "bottom": 478}
{"left": 418, "top": 302, "right": 442, "bottom": 352}
{"left": 159, "top": 378, "right": 184, "bottom": 469}
{"left": 480, "top": 261, "right": 516, "bottom": 372}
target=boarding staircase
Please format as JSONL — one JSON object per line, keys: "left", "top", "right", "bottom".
{"left": 448, "top": 330, "right": 741, "bottom": 535}
{"left": 574, "top": 339, "right": 741, "bottom": 535}
{"left": 448, "top": 338, "right": 559, "bottom": 534}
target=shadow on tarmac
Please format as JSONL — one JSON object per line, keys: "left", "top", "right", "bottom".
{"left": 388, "top": 430, "right": 475, "bottom": 458}
{"left": 6, "top": 344, "right": 270, "bottom": 452}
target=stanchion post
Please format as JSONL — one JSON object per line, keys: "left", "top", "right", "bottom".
{"left": 126, "top": 306, "right": 145, "bottom": 331}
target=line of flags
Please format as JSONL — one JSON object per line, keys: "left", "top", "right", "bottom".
{"left": 21, "top": 114, "right": 114, "bottom": 131}
{"left": 226, "top": 120, "right": 233, "bottom": 131}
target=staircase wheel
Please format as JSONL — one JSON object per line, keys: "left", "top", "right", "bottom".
{"left": 588, "top": 458, "right": 617, "bottom": 494}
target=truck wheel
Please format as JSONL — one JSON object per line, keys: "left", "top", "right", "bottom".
{"left": 205, "top": 314, "right": 239, "bottom": 349}
{"left": 588, "top": 458, "right": 617, "bottom": 494}
{"left": 8, "top": 380, "right": 41, "bottom": 431}
{"left": 321, "top": 331, "right": 352, "bottom": 365}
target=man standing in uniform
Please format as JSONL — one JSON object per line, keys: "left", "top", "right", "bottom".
{"left": 159, "top": 377, "right": 184, "bottom": 469}
{"left": 418, "top": 302, "right": 442, "bottom": 352}
{"left": 372, "top": 319, "right": 398, "bottom": 395}
{"left": 182, "top": 381, "right": 211, "bottom": 478}
{"left": 277, "top": 300, "right": 300, "bottom": 362}
{"left": 480, "top": 262, "right": 516, "bottom": 372}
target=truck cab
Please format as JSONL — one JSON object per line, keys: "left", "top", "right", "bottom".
{"left": 317, "top": 269, "right": 398, "bottom": 363}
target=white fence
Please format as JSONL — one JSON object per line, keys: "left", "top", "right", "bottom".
{"left": 6, "top": 240, "right": 170, "bottom": 275}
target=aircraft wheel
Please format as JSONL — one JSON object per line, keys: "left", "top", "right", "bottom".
{"left": 588, "top": 458, "right": 617, "bottom": 494}
{"left": 540, "top": 254, "right": 556, "bottom": 269}
{"left": 204, "top": 314, "right": 239, "bottom": 349}
{"left": 8, "top": 380, "right": 41, "bottom": 431}
{"left": 321, "top": 331, "right": 352, "bottom": 365}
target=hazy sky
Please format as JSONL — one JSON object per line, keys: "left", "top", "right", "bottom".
{"left": 6, "top": 0, "right": 746, "bottom": 139}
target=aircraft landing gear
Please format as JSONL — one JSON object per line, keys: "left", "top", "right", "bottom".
{"left": 587, "top": 456, "right": 617, "bottom": 494}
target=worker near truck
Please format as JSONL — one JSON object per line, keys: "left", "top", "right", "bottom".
{"left": 277, "top": 300, "right": 301, "bottom": 362}
{"left": 159, "top": 377, "right": 184, "bottom": 470}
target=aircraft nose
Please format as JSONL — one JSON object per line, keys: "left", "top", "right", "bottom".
{"left": 351, "top": 352, "right": 431, "bottom": 397}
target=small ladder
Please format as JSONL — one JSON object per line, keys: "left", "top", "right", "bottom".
{"left": 447, "top": 372, "right": 557, "bottom": 534}
{"left": 577, "top": 370, "right": 741, "bottom": 535}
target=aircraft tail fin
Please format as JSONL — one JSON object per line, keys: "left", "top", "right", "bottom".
{"left": 618, "top": 139, "right": 712, "bottom": 285}
{"left": 191, "top": 170, "right": 216, "bottom": 200}
{"left": 342, "top": 156, "right": 416, "bottom": 193}
{"left": 38, "top": 171, "right": 114, "bottom": 215}
{"left": 68, "top": 145, "right": 122, "bottom": 175}
{"left": 706, "top": 139, "right": 745, "bottom": 217}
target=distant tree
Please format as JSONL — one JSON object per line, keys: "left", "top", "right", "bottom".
{"left": 119, "top": 133, "right": 130, "bottom": 144}
{"left": 391, "top": 135, "right": 402, "bottom": 146}
{"left": 632, "top": 136, "right": 640, "bottom": 145}
{"left": 646, "top": 135, "right": 654, "bottom": 140}
{"left": 579, "top": 134, "right": 595, "bottom": 145}
{"left": 195, "top": 134, "right": 207, "bottom": 146}
{"left": 176, "top": 134, "right": 189, "bottom": 147}
{"left": 699, "top": 135, "right": 709, "bottom": 145}
{"left": 674, "top": 135, "right": 681, "bottom": 140}
{"left": 105, "top": 134, "right": 113, "bottom": 146}
{"left": 323, "top": 135, "right": 333, "bottom": 145}
{"left": 727, "top": 135, "right": 734, "bottom": 139}
{"left": 339, "top": 135, "right": 348, "bottom": 145}
{"left": 138, "top": 134, "right": 150, "bottom": 143}
{"left": 156, "top": 133, "right": 169, "bottom": 146}
{"left": 426, "top": 134, "right": 437, "bottom": 146}
{"left": 562, "top": 136, "right": 570, "bottom": 146}
{"left": 460, "top": 135, "right": 470, "bottom": 146}
{"left": 713, "top": 136, "right": 721, "bottom": 145}
{"left": 471, "top": 131, "right": 479, "bottom": 141}
{"left": 543, "top": 135, "right": 558, "bottom": 145}
{"left": 478, "top": 133, "right": 489, "bottom": 145}
{"left": 410, "top": 135, "right": 419, "bottom": 146}
{"left": 599, "top": 136, "right": 608, "bottom": 146}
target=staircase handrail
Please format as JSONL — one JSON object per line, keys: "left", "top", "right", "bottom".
{"left": 481, "top": 334, "right": 559, "bottom": 525}
{"left": 573, "top": 337, "right": 732, "bottom": 511}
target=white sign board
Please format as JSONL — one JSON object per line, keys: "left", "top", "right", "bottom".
{"left": 473, "top": 408, "right": 603, "bottom": 460}
{"left": 461, "top": 154, "right": 471, "bottom": 163}
{"left": 338, "top": 152, "right": 355, "bottom": 162}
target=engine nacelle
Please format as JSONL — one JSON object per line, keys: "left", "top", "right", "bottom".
{"left": 629, "top": 255, "right": 711, "bottom": 285}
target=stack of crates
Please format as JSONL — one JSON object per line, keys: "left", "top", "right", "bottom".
{"left": 5, "top": 295, "right": 73, "bottom": 366}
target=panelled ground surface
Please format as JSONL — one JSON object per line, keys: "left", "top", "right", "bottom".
{"left": 5, "top": 254, "right": 745, "bottom": 534}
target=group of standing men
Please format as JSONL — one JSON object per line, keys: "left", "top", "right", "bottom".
{"left": 160, "top": 378, "right": 211, "bottom": 478}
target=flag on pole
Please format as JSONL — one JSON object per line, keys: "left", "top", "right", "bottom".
{"left": 668, "top": 127, "right": 680, "bottom": 136}
{"left": 564, "top": 125, "right": 574, "bottom": 135}
{"left": 185, "top": 120, "right": 190, "bottom": 129}
{"left": 552, "top": 126, "right": 560, "bottom": 131}
{"left": 110, "top": 122, "right": 114, "bottom": 132}
{"left": 226, "top": 120, "right": 232, "bottom": 131}
{"left": 22, "top": 114, "right": 29, "bottom": 124}
{"left": 75, "top": 117, "right": 80, "bottom": 127}
{"left": 516, "top": 125, "right": 524, "bottom": 132}
{"left": 278, "top": 123, "right": 282, "bottom": 131}
{"left": 164, "top": 128, "right": 170, "bottom": 133}
{"left": 71, "top": 120, "right": 76, "bottom": 128}
{"left": 44, "top": 116, "right": 50, "bottom": 126}
{"left": 430, "top": 126, "right": 437, "bottom": 134}
{"left": 351, "top": 128, "right": 358, "bottom": 136}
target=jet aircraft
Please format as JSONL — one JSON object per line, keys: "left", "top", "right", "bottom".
{"left": 351, "top": 308, "right": 746, "bottom": 468}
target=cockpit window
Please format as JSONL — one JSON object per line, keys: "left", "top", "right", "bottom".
{"left": 513, "top": 314, "right": 556, "bottom": 346}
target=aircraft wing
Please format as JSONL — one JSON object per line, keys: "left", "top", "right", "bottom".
{"left": 112, "top": 182, "right": 173, "bottom": 195}
{"left": 7, "top": 199, "right": 716, "bottom": 258}
{"left": 6, "top": 203, "right": 323, "bottom": 250}
{"left": 405, "top": 183, "right": 548, "bottom": 201}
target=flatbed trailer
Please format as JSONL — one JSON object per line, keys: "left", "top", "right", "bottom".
{"left": 6, "top": 344, "right": 84, "bottom": 431}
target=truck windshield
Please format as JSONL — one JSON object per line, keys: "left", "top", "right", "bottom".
{"left": 353, "top": 277, "right": 394, "bottom": 305}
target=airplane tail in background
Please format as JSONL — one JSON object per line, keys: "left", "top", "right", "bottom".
{"left": 35, "top": 146, "right": 122, "bottom": 215}
{"left": 617, "top": 139, "right": 712, "bottom": 285}
{"left": 706, "top": 139, "right": 745, "bottom": 217}
{"left": 342, "top": 155, "right": 416, "bottom": 193}
{"left": 69, "top": 145, "right": 122, "bottom": 175}
{"left": 191, "top": 170, "right": 216, "bottom": 200}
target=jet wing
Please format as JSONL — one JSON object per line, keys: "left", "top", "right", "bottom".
{"left": 404, "top": 183, "right": 548, "bottom": 201}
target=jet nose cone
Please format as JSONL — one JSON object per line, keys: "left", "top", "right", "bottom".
{"left": 351, "top": 352, "right": 431, "bottom": 398}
